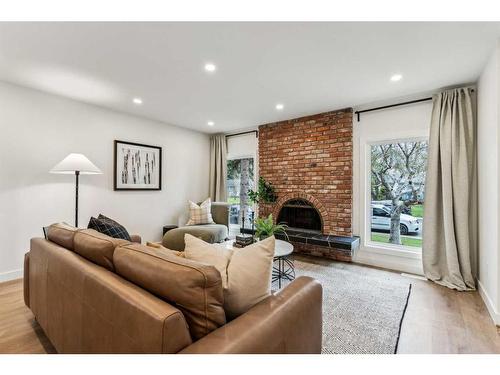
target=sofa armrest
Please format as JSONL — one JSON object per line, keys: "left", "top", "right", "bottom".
{"left": 179, "top": 276, "right": 323, "bottom": 354}
{"left": 130, "top": 234, "right": 142, "bottom": 244}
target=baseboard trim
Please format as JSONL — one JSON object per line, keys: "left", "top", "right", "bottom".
{"left": 0, "top": 268, "right": 23, "bottom": 283}
{"left": 478, "top": 279, "right": 500, "bottom": 326}
{"left": 354, "top": 249, "right": 424, "bottom": 276}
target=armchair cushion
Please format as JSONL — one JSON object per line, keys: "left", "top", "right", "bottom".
{"left": 162, "top": 224, "right": 228, "bottom": 251}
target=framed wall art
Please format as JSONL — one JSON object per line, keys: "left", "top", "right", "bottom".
{"left": 114, "top": 140, "right": 162, "bottom": 191}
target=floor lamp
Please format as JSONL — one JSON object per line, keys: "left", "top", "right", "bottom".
{"left": 50, "top": 153, "right": 102, "bottom": 227}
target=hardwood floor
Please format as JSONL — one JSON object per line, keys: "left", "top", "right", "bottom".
{"left": 1, "top": 271, "right": 499, "bottom": 354}
{"left": 397, "top": 276, "right": 500, "bottom": 353}
{"left": 0, "top": 279, "right": 55, "bottom": 354}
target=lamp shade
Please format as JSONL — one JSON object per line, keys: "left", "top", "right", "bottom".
{"left": 50, "top": 153, "right": 102, "bottom": 175}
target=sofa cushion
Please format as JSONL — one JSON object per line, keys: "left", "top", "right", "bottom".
{"left": 47, "top": 222, "right": 78, "bottom": 250}
{"left": 162, "top": 224, "right": 228, "bottom": 251}
{"left": 183, "top": 235, "right": 275, "bottom": 320}
{"left": 73, "top": 229, "right": 129, "bottom": 271}
{"left": 113, "top": 243, "right": 226, "bottom": 341}
{"left": 224, "top": 236, "right": 275, "bottom": 319}
{"left": 184, "top": 234, "right": 233, "bottom": 288}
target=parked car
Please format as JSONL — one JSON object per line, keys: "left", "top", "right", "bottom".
{"left": 371, "top": 200, "right": 411, "bottom": 215}
{"left": 371, "top": 204, "right": 421, "bottom": 235}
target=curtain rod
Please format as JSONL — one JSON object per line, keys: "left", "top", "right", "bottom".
{"left": 354, "top": 97, "right": 432, "bottom": 122}
{"left": 225, "top": 130, "right": 258, "bottom": 138}
{"left": 354, "top": 88, "right": 475, "bottom": 122}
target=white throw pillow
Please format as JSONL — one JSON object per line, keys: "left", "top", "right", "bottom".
{"left": 184, "top": 234, "right": 233, "bottom": 288}
{"left": 224, "top": 236, "right": 275, "bottom": 319}
{"left": 186, "top": 198, "right": 215, "bottom": 225}
{"left": 183, "top": 234, "right": 275, "bottom": 319}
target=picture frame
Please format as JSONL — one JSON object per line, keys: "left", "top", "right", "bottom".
{"left": 113, "top": 140, "right": 162, "bottom": 191}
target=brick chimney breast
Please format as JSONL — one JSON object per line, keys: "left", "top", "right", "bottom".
{"left": 258, "top": 108, "right": 353, "bottom": 239}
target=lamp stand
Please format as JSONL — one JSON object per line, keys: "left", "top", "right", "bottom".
{"left": 75, "top": 171, "right": 80, "bottom": 227}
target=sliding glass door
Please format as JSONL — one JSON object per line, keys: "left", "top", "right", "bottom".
{"left": 227, "top": 157, "right": 255, "bottom": 229}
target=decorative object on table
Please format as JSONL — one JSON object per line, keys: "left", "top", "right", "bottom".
{"left": 254, "top": 214, "right": 288, "bottom": 241}
{"left": 234, "top": 234, "right": 254, "bottom": 248}
{"left": 87, "top": 214, "right": 131, "bottom": 241}
{"left": 272, "top": 239, "right": 295, "bottom": 289}
{"left": 186, "top": 198, "right": 215, "bottom": 225}
{"left": 248, "top": 177, "right": 278, "bottom": 204}
{"left": 234, "top": 208, "right": 254, "bottom": 248}
{"left": 162, "top": 224, "right": 178, "bottom": 236}
{"left": 114, "top": 140, "right": 161, "bottom": 191}
{"left": 183, "top": 234, "right": 276, "bottom": 319}
{"left": 50, "top": 153, "right": 102, "bottom": 227}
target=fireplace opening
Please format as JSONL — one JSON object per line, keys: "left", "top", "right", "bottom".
{"left": 277, "top": 199, "right": 322, "bottom": 233}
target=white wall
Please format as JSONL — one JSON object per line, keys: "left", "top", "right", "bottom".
{"left": 0, "top": 81, "right": 210, "bottom": 281}
{"left": 352, "top": 101, "right": 432, "bottom": 275}
{"left": 477, "top": 43, "right": 500, "bottom": 325}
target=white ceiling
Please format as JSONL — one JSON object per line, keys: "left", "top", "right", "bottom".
{"left": 0, "top": 22, "right": 499, "bottom": 133}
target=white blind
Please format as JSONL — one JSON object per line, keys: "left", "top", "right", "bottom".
{"left": 226, "top": 132, "right": 257, "bottom": 160}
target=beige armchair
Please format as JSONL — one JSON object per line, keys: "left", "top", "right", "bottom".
{"left": 162, "top": 202, "right": 230, "bottom": 251}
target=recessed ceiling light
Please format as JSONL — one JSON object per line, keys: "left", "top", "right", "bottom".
{"left": 390, "top": 74, "right": 403, "bottom": 82}
{"left": 204, "top": 63, "right": 217, "bottom": 73}
{"left": 132, "top": 97, "right": 143, "bottom": 105}
{"left": 275, "top": 103, "right": 284, "bottom": 110}
{"left": 207, "top": 121, "right": 215, "bottom": 126}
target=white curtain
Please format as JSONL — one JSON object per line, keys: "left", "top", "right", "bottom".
{"left": 422, "top": 87, "right": 477, "bottom": 291}
{"left": 209, "top": 134, "right": 227, "bottom": 202}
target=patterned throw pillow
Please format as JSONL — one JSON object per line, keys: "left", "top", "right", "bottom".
{"left": 186, "top": 198, "right": 215, "bottom": 225}
{"left": 87, "top": 214, "right": 132, "bottom": 241}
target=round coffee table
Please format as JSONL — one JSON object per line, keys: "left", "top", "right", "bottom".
{"left": 272, "top": 240, "right": 295, "bottom": 289}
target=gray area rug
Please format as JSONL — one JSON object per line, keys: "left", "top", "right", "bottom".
{"left": 273, "top": 256, "right": 411, "bottom": 354}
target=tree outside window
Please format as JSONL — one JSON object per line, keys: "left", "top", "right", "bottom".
{"left": 370, "top": 140, "right": 428, "bottom": 247}
{"left": 227, "top": 158, "right": 254, "bottom": 227}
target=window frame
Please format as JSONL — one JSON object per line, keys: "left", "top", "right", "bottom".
{"left": 363, "top": 136, "right": 428, "bottom": 256}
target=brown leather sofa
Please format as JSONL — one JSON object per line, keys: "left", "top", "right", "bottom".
{"left": 24, "top": 224, "right": 323, "bottom": 354}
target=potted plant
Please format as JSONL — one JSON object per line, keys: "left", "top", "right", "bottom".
{"left": 248, "top": 177, "right": 278, "bottom": 204}
{"left": 254, "top": 214, "right": 288, "bottom": 241}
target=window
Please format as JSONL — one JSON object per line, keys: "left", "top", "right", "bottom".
{"left": 369, "top": 140, "right": 428, "bottom": 249}
{"left": 227, "top": 158, "right": 255, "bottom": 229}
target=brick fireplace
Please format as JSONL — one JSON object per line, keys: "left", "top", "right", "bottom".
{"left": 258, "top": 108, "right": 359, "bottom": 261}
